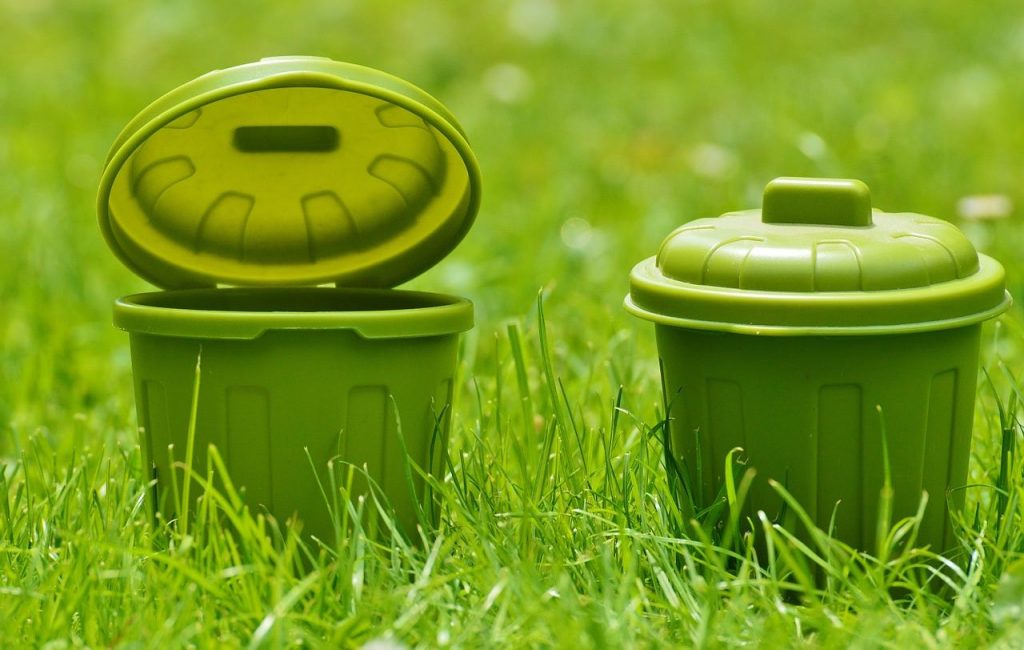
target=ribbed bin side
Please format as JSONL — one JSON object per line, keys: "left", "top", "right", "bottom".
{"left": 656, "top": 324, "right": 982, "bottom": 552}
{"left": 129, "top": 328, "right": 459, "bottom": 543}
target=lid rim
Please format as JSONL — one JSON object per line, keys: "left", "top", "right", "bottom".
{"left": 627, "top": 253, "right": 1010, "bottom": 333}
{"left": 625, "top": 292, "right": 1012, "bottom": 336}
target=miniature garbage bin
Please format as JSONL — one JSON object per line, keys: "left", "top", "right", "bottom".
{"left": 97, "top": 57, "right": 481, "bottom": 542}
{"left": 626, "top": 177, "right": 1010, "bottom": 552}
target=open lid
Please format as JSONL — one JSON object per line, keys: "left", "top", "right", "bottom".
{"left": 98, "top": 56, "right": 481, "bottom": 289}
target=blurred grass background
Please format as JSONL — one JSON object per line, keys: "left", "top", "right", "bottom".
{"left": 2, "top": 0, "right": 1024, "bottom": 436}
{"left": 3, "top": 0, "right": 1024, "bottom": 646}
{"left": 4, "top": 0, "right": 1024, "bottom": 424}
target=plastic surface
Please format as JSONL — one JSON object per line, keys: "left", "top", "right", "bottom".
{"left": 100, "top": 58, "right": 481, "bottom": 542}
{"left": 98, "top": 56, "right": 481, "bottom": 289}
{"left": 627, "top": 177, "right": 1011, "bottom": 334}
{"left": 657, "top": 324, "right": 981, "bottom": 552}
{"left": 627, "top": 177, "right": 1010, "bottom": 552}
{"left": 120, "top": 288, "right": 470, "bottom": 541}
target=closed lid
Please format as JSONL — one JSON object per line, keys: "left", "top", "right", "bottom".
{"left": 98, "top": 56, "right": 481, "bottom": 289}
{"left": 627, "top": 177, "right": 1011, "bottom": 334}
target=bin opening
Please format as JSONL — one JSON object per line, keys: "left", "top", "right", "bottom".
{"left": 123, "top": 287, "right": 459, "bottom": 313}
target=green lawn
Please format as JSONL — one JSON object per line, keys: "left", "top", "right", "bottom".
{"left": 3, "top": 0, "right": 1024, "bottom": 646}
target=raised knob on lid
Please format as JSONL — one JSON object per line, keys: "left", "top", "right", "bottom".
{"left": 762, "top": 177, "right": 873, "bottom": 227}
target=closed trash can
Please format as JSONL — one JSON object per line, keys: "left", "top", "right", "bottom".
{"left": 626, "top": 177, "right": 1010, "bottom": 551}
{"left": 97, "top": 56, "right": 482, "bottom": 542}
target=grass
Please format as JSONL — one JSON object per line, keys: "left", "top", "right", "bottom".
{"left": 3, "top": 0, "right": 1024, "bottom": 646}
{"left": 3, "top": 304, "right": 1024, "bottom": 648}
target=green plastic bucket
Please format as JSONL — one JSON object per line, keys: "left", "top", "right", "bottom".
{"left": 627, "top": 178, "right": 1011, "bottom": 552}
{"left": 97, "top": 57, "right": 482, "bottom": 541}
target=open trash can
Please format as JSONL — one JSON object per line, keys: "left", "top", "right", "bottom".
{"left": 97, "top": 56, "right": 481, "bottom": 542}
{"left": 626, "top": 177, "right": 1010, "bottom": 552}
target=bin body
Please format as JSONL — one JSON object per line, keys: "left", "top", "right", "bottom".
{"left": 657, "top": 324, "right": 981, "bottom": 551}
{"left": 117, "top": 287, "right": 470, "bottom": 542}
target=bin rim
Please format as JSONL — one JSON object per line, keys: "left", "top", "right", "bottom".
{"left": 114, "top": 286, "right": 473, "bottom": 340}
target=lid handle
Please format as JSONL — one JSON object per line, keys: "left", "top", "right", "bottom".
{"left": 762, "top": 177, "right": 873, "bottom": 227}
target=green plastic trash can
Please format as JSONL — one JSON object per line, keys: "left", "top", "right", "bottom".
{"left": 626, "top": 177, "right": 1010, "bottom": 552}
{"left": 97, "top": 57, "right": 481, "bottom": 542}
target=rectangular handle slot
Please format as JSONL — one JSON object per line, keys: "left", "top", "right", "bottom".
{"left": 233, "top": 125, "right": 339, "bottom": 153}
